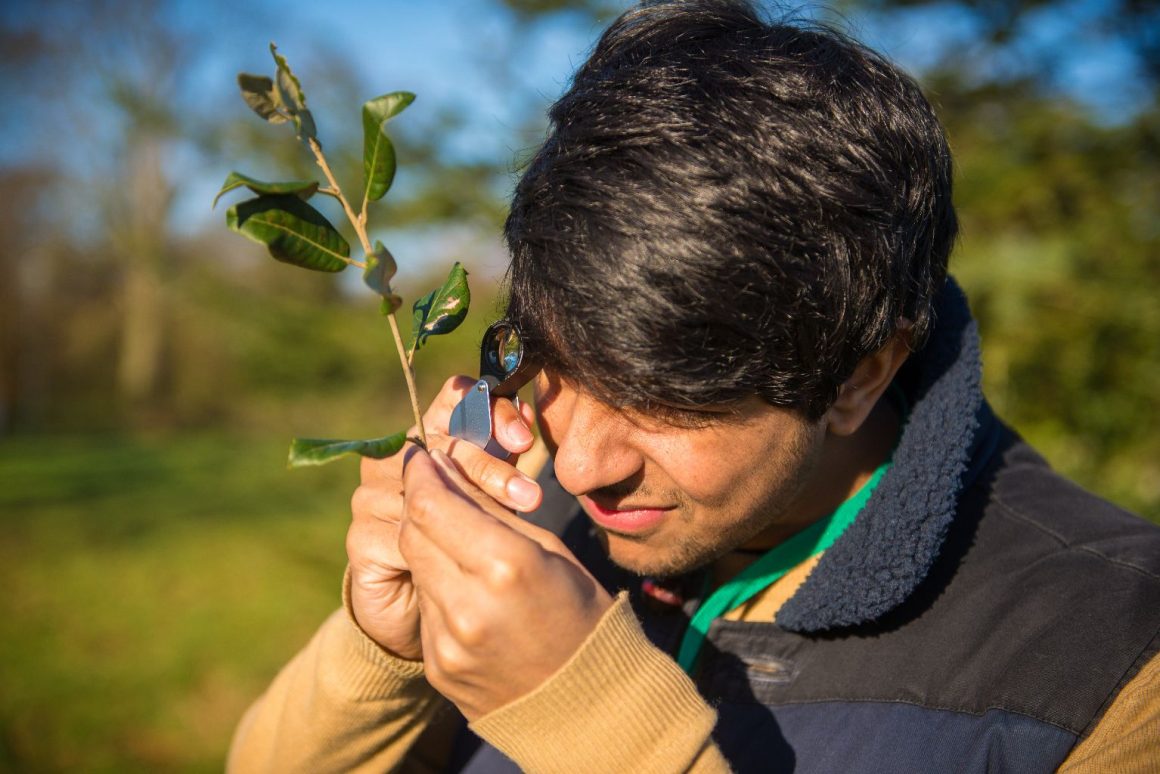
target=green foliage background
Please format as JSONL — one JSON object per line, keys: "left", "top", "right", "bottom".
{"left": 0, "top": 0, "right": 1157, "bottom": 770}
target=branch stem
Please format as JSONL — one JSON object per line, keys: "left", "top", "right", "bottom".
{"left": 309, "top": 139, "right": 369, "bottom": 253}
{"left": 307, "top": 138, "right": 426, "bottom": 446}
{"left": 388, "top": 312, "right": 427, "bottom": 447}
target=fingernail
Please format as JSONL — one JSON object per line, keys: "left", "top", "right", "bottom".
{"left": 506, "top": 475, "right": 540, "bottom": 508}
{"left": 506, "top": 421, "right": 533, "bottom": 446}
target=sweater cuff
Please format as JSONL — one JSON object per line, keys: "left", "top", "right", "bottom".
{"left": 334, "top": 566, "right": 428, "bottom": 698}
{"left": 470, "top": 592, "right": 718, "bottom": 774}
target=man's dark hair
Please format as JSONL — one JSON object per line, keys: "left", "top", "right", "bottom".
{"left": 504, "top": 0, "right": 957, "bottom": 420}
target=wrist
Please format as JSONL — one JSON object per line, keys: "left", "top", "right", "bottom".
{"left": 470, "top": 592, "right": 716, "bottom": 773}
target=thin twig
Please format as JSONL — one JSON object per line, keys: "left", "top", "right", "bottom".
{"left": 307, "top": 138, "right": 427, "bottom": 447}
{"left": 309, "top": 139, "right": 368, "bottom": 253}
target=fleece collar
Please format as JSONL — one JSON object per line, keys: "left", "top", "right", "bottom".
{"left": 776, "top": 278, "right": 997, "bottom": 633}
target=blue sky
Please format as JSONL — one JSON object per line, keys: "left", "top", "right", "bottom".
{"left": 0, "top": 0, "right": 1151, "bottom": 277}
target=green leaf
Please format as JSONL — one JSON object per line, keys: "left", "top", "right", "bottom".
{"left": 380, "top": 295, "right": 403, "bottom": 315}
{"left": 288, "top": 432, "right": 408, "bottom": 467}
{"left": 363, "top": 240, "right": 398, "bottom": 293}
{"left": 362, "top": 92, "right": 415, "bottom": 203}
{"left": 409, "top": 262, "right": 470, "bottom": 352}
{"left": 237, "top": 73, "right": 288, "bottom": 124}
{"left": 364, "top": 240, "right": 403, "bottom": 314}
{"left": 365, "top": 91, "right": 415, "bottom": 123}
{"left": 226, "top": 194, "right": 350, "bottom": 272}
{"left": 213, "top": 172, "right": 319, "bottom": 208}
{"left": 293, "top": 109, "right": 318, "bottom": 144}
{"left": 269, "top": 43, "right": 306, "bottom": 112}
{"left": 269, "top": 43, "right": 315, "bottom": 142}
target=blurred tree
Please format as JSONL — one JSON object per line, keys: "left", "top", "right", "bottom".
{"left": 845, "top": 0, "right": 1159, "bottom": 516}
{"left": 1, "top": 0, "right": 205, "bottom": 426}
{"left": 0, "top": 166, "right": 57, "bottom": 433}
{"left": 0, "top": 0, "right": 1153, "bottom": 517}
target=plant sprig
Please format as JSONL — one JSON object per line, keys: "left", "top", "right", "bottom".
{"left": 216, "top": 43, "right": 471, "bottom": 467}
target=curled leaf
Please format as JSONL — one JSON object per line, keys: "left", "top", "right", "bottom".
{"left": 213, "top": 171, "right": 319, "bottom": 208}
{"left": 269, "top": 43, "right": 306, "bottom": 112}
{"left": 237, "top": 73, "right": 288, "bottom": 124}
{"left": 363, "top": 241, "right": 398, "bottom": 294}
{"left": 268, "top": 43, "right": 316, "bottom": 142}
{"left": 293, "top": 109, "right": 318, "bottom": 144}
{"left": 409, "top": 262, "right": 470, "bottom": 353}
{"left": 362, "top": 92, "right": 415, "bottom": 203}
{"left": 288, "top": 433, "right": 408, "bottom": 467}
{"left": 226, "top": 194, "right": 349, "bottom": 272}
{"left": 363, "top": 241, "right": 403, "bottom": 314}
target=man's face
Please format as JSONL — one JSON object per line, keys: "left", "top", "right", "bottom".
{"left": 533, "top": 371, "right": 828, "bottom": 577}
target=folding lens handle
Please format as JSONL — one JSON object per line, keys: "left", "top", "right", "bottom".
{"left": 448, "top": 321, "right": 539, "bottom": 457}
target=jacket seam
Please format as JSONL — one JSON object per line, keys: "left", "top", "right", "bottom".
{"left": 989, "top": 494, "right": 1160, "bottom": 583}
{"left": 716, "top": 695, "right": 1081, "bottom": 736}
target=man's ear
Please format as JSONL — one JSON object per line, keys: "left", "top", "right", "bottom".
{"left": 825, "top": 326, "right": 912, "bottom": 437}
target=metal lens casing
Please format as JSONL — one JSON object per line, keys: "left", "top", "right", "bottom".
{"left": 448, "top": 321, "right": 540, "bottom": 457}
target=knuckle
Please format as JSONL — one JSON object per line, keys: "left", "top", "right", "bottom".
{"left": 345, "top": 523, "right": 365, "bottom": 562}
{"left": 432, "top": 638, "right": 470, "bottom": 675}
{"left": 404, "top": 493, "right": 437, "bottom": 526}
{"left": 428, "top": 432, "right": 455, "bottom": 454}
{"left": 350, "top": 486, "right": 372, "bottom": 520}
{"left": 442, "top": 375, "right": 469, "bottom": 393}
{"left": 482, "top": 555, "right": 521, "bottom": 590}
{"left": 465, "top": 455, "right": 505, "bottom": 493}
{"left": 447, "top": 611, "right": 486, "bottom": 647}
{"left": 396, "top": 519, "right": 415, "bottom": 556}
{"left": 351, "top": 484, "right": 401, "bottom": 523}
{"left": 540, "top": 534, "right": 568, "bottom": 556}
{"left": 346, "top": 518, "right": 366, "bottom": 546}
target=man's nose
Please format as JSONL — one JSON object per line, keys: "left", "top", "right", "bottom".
{"left": 551, "top": 392, "right": 643, "bottom": 497}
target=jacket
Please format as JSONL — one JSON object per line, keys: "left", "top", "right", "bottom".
{"left": 450, "top": 279, "right": 1160, "bottom": 772}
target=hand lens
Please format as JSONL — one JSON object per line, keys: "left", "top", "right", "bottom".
{"left": 448, "top": 321, "right": 540, "bottom": 457}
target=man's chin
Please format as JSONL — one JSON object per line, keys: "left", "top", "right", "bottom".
{"left": 599, "top": 528, "right": 715, "bottom": 578}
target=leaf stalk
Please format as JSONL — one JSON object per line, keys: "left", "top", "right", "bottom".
{"left": 306, "top": 137, "right": 427, "bottom": 447}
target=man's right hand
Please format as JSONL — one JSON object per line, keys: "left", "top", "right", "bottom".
{"left": 346, "top": 376, "right": 541, "bottom": 660}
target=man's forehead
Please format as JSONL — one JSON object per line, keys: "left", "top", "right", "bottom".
{"left": 534, "top": 369, "right": 772, "bottom": 429}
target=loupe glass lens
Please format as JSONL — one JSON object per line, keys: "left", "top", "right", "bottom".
{"left": 500, "top": 329, "right": 521, "bottom": 374}
{"left": 485, "top": 324, "right": 522, "bottom": 377}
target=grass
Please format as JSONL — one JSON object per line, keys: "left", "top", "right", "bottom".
{"left": 0, "top": 434, "right": 360, "bottom": 772}
{"left": 0, "top": 421, "right": 1152, "bottom": 773}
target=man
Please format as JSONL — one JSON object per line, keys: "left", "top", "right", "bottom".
{"left": 228, "top": 1, "right": 1160, "bottom": 771}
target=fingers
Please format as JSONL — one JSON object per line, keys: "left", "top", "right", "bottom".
{"left": 518, "top": 399, "right": 536, "bottom": 430}
{"left": 359, "top": 374, "right": 529, "bottom": 485}
{"left": 423, "top": 375, "right": 480, "bottom": 434}
{"left": 351, "top": 480, "right": 404, "bottom": 524}
{"left": 491, "top": 396, "right": 535, "bottom": 455}
{"left": 404, "top": 449, "right": 563, "bottom": 560}
{"left": 347, "top": 516, "right": 407, "bottom": 574}
{"left": 438, "top": 435, "right": 543, "bottom": 512}
{"left": 401, "top": 450, "right": 530, "bottom": 567}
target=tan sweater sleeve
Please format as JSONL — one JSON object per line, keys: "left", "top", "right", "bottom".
{"left": 1057, "top": 649, "right": 1160, "bottom": 773}
{"left": 226, "top": 572, "right": 444, "bottom": 773}
{"left": 470, "top": 592, "right": 731, "bottom": 774}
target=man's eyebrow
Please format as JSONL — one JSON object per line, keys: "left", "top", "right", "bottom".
{"left": 633, "top": 401, "right": 748, "bottom": 428}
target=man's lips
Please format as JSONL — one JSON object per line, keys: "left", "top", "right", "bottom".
{"left": 579, "top": 495, "right": 674, "bottom": 534}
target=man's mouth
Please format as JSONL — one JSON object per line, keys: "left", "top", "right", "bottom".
{"left": 579, "top": 495, "right": 674, "bottom": 535}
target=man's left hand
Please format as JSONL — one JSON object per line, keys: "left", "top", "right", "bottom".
{"left": 399, "top": 448, "right": 615, "bottom": 720}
